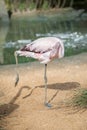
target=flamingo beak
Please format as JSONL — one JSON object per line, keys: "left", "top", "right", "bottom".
{"left": 15, "top": 72, "right": 19, "bottom": 87}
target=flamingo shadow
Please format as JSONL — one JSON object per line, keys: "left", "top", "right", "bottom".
{"left": 38, "top": 82, "right": 80, "bottom": 90}
{"left": 23, "top": 86, "right": 38, "bottom": 99}
{"left": 0, "top": 86, "right": 30, "bottom": 118}
{"left": 23, "top": 82, "right": 80, "bottom": 105}
{"left": 38, "top": 82, "right": 80, "bottom": 104}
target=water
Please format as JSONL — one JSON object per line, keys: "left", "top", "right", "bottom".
{"left": 0, "top": 12, "right": 87, "bottom": 65}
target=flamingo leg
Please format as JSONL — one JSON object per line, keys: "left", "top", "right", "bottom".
{"left": 44, "top": 64, "right": 51, "bottom": 108}
{"left": 44, "top": 64, "right": 47, "bottom": 104}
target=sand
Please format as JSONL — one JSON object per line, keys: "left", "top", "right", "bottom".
{"left": 0, "top": 53, "right": 87, "bottom": 130}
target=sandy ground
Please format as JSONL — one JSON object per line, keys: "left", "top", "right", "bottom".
{"left": 0, "top": 53, "right": 87, "bottom": 130}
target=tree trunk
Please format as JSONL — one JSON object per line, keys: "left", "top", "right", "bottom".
{"left": 40, "top": 0, "right": 44, "bottom": 8}
{"left": 13, "top": 0, "right": 19, "bottom": 12}
{"left": 25, "top": 0, "right": 29, "bottom": 9}
{"left": 61, "top": 0, "right": 66, "bottom": 8}
{"left": 36, "top": 0, "right": 40, "bottom": 9}
{"left": 57, "top": 0, "right": 61, "bottom": 8}
{"left": 70, "top": 0, "right": 74, "bottom": 7}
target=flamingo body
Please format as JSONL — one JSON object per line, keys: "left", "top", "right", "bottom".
{"left": 16, "top": 37, "right": 64, "bottom": 64}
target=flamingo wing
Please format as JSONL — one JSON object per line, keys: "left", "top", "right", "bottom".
{"left": 21, "top": 37, "right": 61, "bottom": 53}
{"left": 16, "top": 37, "right": 64, "bottom": 64}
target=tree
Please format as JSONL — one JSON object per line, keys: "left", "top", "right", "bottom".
{"left": 61, "top": 0, "right": 66, "bottom": 8}
{"left": 70, "top": 0, "right": 74, "bottom": 7}
{"left": 57, "top": 0, "right": 61, "bottom": 8}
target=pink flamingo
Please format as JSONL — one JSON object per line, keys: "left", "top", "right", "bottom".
{"left": 14, "top": 37, "right": 64, "bottom": 107}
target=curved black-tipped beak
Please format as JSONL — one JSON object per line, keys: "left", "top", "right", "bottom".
{"left": 15, "top": 73, "right": 19, "bottom": 87}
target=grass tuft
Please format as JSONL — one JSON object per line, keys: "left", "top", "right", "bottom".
{"left": 71, "top": 88, "right": 87, "bottom": 108}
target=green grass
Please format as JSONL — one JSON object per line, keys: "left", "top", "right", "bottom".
{"left": 0, "top": 126, "right": 5, "bottom": 130}
{"left": 29, "top": 2, "right": 36, "bottom": 10}
{"left": 71, "top": 88, "right": 87, "bottom": 108}
{"left": 19, "top": 3, "right": 26, "bottom": 12}
{"left": 42, "top": 1, "right": 49, "bottom": 10}
{"left": 0, "top": 104, "right": 6, "bottom": 130}
{"left": 65, "top": 47, "right": 87, "bottom": 57}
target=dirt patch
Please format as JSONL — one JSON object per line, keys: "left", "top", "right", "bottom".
{"left": 0, "top": 53, "right": 87, "bottom": 130}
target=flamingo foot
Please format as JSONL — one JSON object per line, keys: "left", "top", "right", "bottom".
{"left": 45, "top": 103, "right": 52, "bottom": 108}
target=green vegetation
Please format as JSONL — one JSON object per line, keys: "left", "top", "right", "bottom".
{"left": 19, "top": 3, "right": 26, "bottom": 12}
{"left": 29, "top": 2, "right": 36, "bottom": 10}
{"left": 5, "top": 0, "right": 12, "bottom": 10}
{"left": 65, "top": 47, "right": 87, "bottom": 57}
{"left": 71, "top": 88, "right": 87, "bottom": 108}
{"left": 3, "top": 48, "right": 36, "bottom": 65}
{"left": 0, "top": 111, "right": 5, "bottom": 130}
{"left": 0, "top": 126, "right": 5, "bottom": 130}
{"left": 42, "top": 1, "right": 50, "bottom": 10}
{"left": 4, "top": 0, "right": 87, "bottom": 12}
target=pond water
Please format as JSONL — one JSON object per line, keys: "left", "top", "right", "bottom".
{"left": 0, "top": 12, "right": 87, "bottom": 65}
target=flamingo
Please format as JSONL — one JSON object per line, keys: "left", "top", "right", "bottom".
{"left": 14, "top": 37, "right": 64, "bottom": 107}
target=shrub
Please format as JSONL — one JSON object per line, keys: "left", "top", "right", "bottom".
{"left": 71, "top": 88, "right": 87, "bottom": 108}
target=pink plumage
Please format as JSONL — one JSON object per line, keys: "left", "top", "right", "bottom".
{"left": 15, "top": 37, "right": 64, "bottom": 107}
{"left": 16, "top": 37, "right": 64, "bottom": 64}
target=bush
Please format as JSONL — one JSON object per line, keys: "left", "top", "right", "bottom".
{"left": 29, "top": 2, "right": 36, "bottom": 10}
{"left": 71, "top": 88, "right": 87, "bottom": 108}
{"left": 42, "top": 1, "right": 49, "bottom": 10}
{"left": 19, "top": 3, "right": 26, "bottom": 12}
